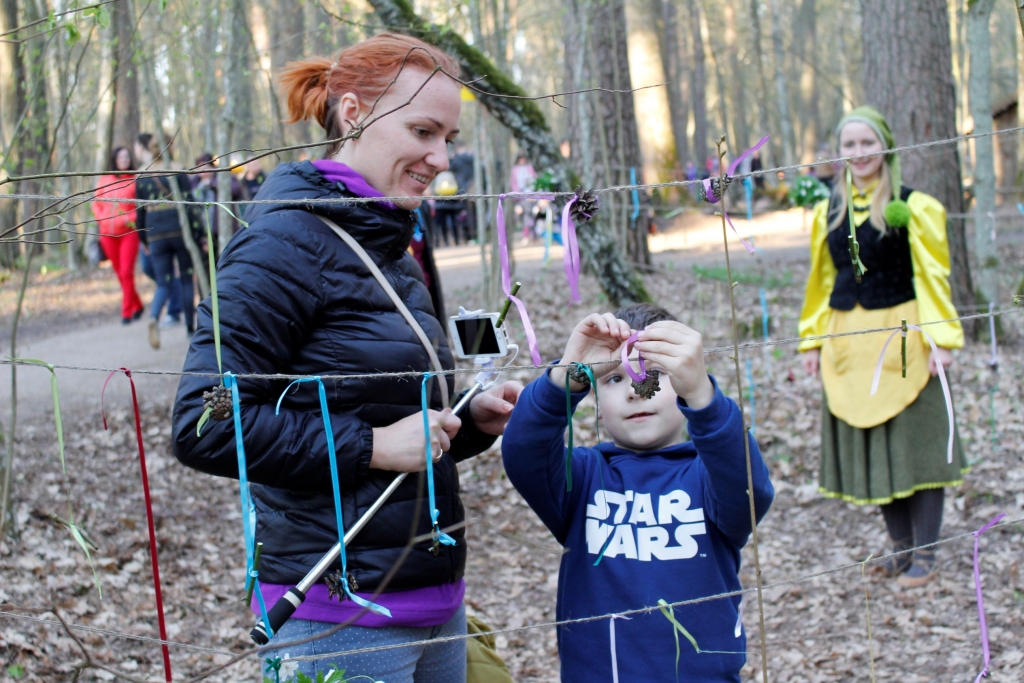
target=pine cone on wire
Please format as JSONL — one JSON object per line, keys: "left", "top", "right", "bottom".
{"left": 202, "top": 384, "right": 233, "bottom": 421}
{"left": 699, "top": 175, "right": 732, "bottom": 203}
{"left": 570, "top": 187, "right": 599, "bottom": 224}
{"left": 631, "top": 373, "right": 662, "bottom": 400}
{"left": 325, "top": 571, "right": 359, "bottom": 601}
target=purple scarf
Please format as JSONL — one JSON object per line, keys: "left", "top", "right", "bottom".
{"left": 311, "top": 159, "right": 399, "bottom": 211}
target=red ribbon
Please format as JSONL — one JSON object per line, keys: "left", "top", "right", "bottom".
{"left": 101, "top": 369, "right": 172, "bottom": 682}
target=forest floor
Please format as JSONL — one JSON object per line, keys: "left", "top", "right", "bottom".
{"left": 1, "top": 217, "right": 1023, "bottom": 683}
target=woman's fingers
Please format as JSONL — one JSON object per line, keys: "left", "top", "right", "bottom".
{"left": 435, "top": 408, "right": 462, "bottom": 438}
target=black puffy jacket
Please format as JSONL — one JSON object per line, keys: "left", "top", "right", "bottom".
{"left": 172, "top": 161, "right": 495, "bottom": 591}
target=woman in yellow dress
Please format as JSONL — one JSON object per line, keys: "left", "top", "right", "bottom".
{"left": 798, "top": 106, "right": 967, "bottom": 588}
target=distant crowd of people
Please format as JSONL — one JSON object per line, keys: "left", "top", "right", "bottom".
{"left": 90, "top": 134, "right": 266, "bottom": 349}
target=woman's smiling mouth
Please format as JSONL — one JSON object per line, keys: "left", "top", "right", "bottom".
{"left": 407, "top": 170, "right": 431, "bottom": 185}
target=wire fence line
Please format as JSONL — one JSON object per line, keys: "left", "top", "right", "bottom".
{"left": 1, "top": 307, "right": 1019, "bottom": 385}
{"left": 2, "top": 514, "right": 1020, "bottom": 672}
{"left": 2, "top": 123, "right": 1023, "bottom": 210}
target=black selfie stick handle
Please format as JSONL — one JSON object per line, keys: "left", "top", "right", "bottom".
{"left": 250, "top": 586, "right": 305, "bottom": 645}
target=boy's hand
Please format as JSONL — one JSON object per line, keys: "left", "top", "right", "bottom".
{"left": 550, "top": 313, "right": 633, "bottom": 392}
{"left": 633, "top": 321, "right": 715, "bottom": 410}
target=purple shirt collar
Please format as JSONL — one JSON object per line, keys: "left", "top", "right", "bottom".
{"left": 311, "top": 159, "right": 399, "bottom": 211}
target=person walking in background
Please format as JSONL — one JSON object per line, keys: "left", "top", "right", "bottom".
{"left": 134, "top": 132, "right": 203, "bottom": 348}
{"left": 799, "top": 106, "right": 966, "bottom": 588}
{"left": 91, "top": 146, "right": 144, "bottom": 324}
{"left": 448, "top": 141, "right": 475, "bottom": 243}
{"left": 432, "top": 167, "right": 463, "bottom": 247}
{"left": 241, "top": 158, "right": 266, "bottom": 200}
{"left": 192, "top": 152, "right": 242, "bottom": 257}
{"left": 509, "top": 153, "right": 537, "bottom": 241}
{"left": 138, "top": 240, "right": 183, "bottom": 326}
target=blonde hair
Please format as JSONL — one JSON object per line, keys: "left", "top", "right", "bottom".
{"left": 827, "top": 160, "right": 893, "bottom": 234}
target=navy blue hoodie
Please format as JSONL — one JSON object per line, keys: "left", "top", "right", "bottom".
{"left": 502, "top": 373, "right": 774, "bottom": 683}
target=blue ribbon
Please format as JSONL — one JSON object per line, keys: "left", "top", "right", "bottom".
{"left": 421, "top": 374, "right": 457, "bottom": 550}
{"left": 629, "top": 167, "right": 640, "bottom": 226}
{"left": 759, "top": 287, "right": 770, "bottom": 342}
{"left": 275, "top": 377, "right": 391, "bottom": 618}
{"left": 224, "top": 372, "right": 272, "bottom": 636}
{"left": 744, "top": 177, "right": 754, "bottom": 221}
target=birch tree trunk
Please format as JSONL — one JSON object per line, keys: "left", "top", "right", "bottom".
{"left": 688, "top": 0, "right": 708, "bottom": 170}
{"left": 967, "top": 0, "right": 998, "bottom": 305}
{"left": 368, "top": 0, "right": 649, "bottom": 305}
{"left": 218, "top": 0, "right": 245, "bottom": 254}
{"left": 748, "top": 0, "right": 775, "bottom": 167}
{"left": 768, "top": 0, "right": 796, "bottom": 174}
{"left": 658, "top": 0, "right": 690, "bottom": 174}
{"left": 111, "top": 0, "right": 140, "bottom": 153}
{"left": 861, "top": 0, "right": 974, "bottom": 319}
{"left": 724, "top": 0, "right": 750, "bottom": 151}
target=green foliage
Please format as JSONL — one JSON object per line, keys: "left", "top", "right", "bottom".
{"left": 7, "top": 665, "right": 25, "bottom": 679}
{"left": 787, "top": 175, "right": 830, "bottom": 209}
{"left": 692, "top": 265, "right": 793, "bottom": 289}
{"left": 533, "top": 170, "right": 555, "bottom": 192}
{"left": 64, "top": 22, "right": 80, "bottom": 45}
{"left": 82, "top": 5, "right": 111, "bottom": 28}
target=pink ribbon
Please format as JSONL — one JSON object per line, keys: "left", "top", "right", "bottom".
{"left": 972, "top": 513, "right": 1006, "bottom": 683}
{"left": 870, "top": 323, "right": 955, "bottom": 463}
{"left": 496, "top": 194, "right": 550, "bottom": 365}
{"left": 620, "top": 332, "right": 646, "bottom": 382}
{"left": 561, "top": 197, "right": 581, "bottom": 304}
{"left": 987, "top": 302, "right": 998, "bottom": 369}
{"left": 609, "top": 614, "right": 631, "bottom": 683}
{"left": 701, "top": 136, "right": 770, "bottom": 255}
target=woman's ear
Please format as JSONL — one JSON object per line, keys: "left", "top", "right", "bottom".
{"left": 336, "top": 92, "right": 364, "bottom": 135}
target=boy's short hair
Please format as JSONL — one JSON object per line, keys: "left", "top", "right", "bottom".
{"left": 614, "top": 303, "right": 677, "bottom": 330}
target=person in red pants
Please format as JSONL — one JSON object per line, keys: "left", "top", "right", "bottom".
{"left": 92, "top": 146, "right": 144, "bottom": 324}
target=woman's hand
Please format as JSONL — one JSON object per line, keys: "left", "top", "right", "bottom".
{"left": 468, "top": 381, "right": 524, "bottom": 436}
{"left": 370, "top": 409, "right": 461, "bottom": 472}
{"left": 801, "top": 349, "right": 820, "bottom": 376}
{"left": 928, "top": 347, "right": 954, "bottom": 376}
{"left": 550, "top": 313, "right": 634, "bottom": 391}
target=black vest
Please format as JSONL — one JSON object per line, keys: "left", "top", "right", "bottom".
{"left": 827, "top": 186, "right": 916, "bottom": 311}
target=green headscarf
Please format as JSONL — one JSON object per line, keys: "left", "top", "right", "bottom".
{"left": 835, "top": 105, "right": 911, "bottom": 228}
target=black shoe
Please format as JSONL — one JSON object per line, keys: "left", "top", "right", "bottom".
{"left": 132, "top": 308, "right": 144, "bottom": 321}
{"left": 122, "top": 317, "right": 132, "bottom": 325}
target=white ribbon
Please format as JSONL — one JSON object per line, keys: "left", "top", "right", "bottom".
{"left": 610, "top": 614, "right": 631, "bottom": 683}
{"left": 870, "top": 323, "right": 955, "bottom": 463}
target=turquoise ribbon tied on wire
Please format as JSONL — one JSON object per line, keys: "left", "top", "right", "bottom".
{"left": 224, "top": 372, "right": 273, "bottom": 635}
{"left": 421, "top": 374, "right": 458, "bottom": 550}
{"left": 629, "top": 167, "right": 640, "bottom": 227}
{"left": 564, "top": 362, "right": 599, "bottom": 493}
{"left": 274, "top": 376, "right": 391, "bottom": 618}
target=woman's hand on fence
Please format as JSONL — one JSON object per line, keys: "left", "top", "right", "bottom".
{"left": 928, "top": 347, "right": 954, "bottom": 376}
{"left": 801, "top": 348, "right": 820, "bottom": 376}
{"left": 370, "top": 409, "right": 462, "bottom": 472}
{"left": 469, "top": 381, "right": 524, "bottom": 436}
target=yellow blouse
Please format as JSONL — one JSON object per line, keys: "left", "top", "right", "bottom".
{"left": 798, "top": 186, "right": 964, "bottom": 352}
{"left": 797, "top": 185, "right": 964, "bottom": 428}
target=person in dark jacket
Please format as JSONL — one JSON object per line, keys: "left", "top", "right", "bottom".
{"left": 134, "top": 133, "right": 203, "bottom": 348}
{"left": 171, "top": 34, "right": 521, "bottom": 683}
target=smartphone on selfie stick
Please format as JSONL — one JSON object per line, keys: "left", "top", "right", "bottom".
{"left": 250, "top": 285, "right": 522, "bottom": 645}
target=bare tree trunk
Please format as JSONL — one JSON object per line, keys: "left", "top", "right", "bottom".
{"left": 369, "top": 0, "right": 649, "bottom": 305}
{"left": 200, "top": 6, "right": 220, "bottom": 152}
{"left": 688, "top": 0, "right": 708, "bottom": 170}
{"left": 0, "top": 0, "right": 25, "bottom": 268}
{"left": 269, "top": 0, "right": 304, "bottom": 156}
{"left": 658, "top": 0, "right": 690, "bottom": 174}
{"left": 967, "top": 0, "right": 998, "bottom": 305}
{"left": 796, "top": 0, "right": 819, "bottom": 157}
{"left": 861, "top": 0, "right": 974, "bottom": 319}
{"left": 111, "top": 0, "right": 140, "bottom": 152}
{"left": 725, "top": 0, "right": 750, "bottom": 151}
{"left": 768, "top": 0, "right": 796, "bottom": 174}
{"left": 747, "top": 0, "right": 775, "bottom": 168}
{"left": 218, "top": 0, "right": 246, "bottom": 253}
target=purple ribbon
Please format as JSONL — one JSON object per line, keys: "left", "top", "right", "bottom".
{"left": 562, "top": 197, "right": 581, "bottom": 304}
{"left": 701, "top": 136, "right": 770, "bottom": 255}
{"left": 972, "top": 512, "right": 1006, "bottom": 683}
{"left": 496, "top": 194, "right": 549, "bottom": 365}
{"left": 620, "top": 332, "right": 646, "bottom": 382}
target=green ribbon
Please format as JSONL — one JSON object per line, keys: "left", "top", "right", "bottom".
{"left": 845, "top": 167, "right": 867, "bottom": 282}
{"left": 658, "top": 598, "right": 701, "bottom": 679}
{"left": 196, "top": 212, "right": 227, "bottom": 437}
{"left": 564, "top": 362, "right": 599, "bottom": 492}
{"left": 8, "top": 358, "right": 101, "bottom": 596}
{"left": 264, "top": 657, "right": 282, "bottom": 683}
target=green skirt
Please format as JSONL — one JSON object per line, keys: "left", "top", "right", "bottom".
{"left": 819, "top": 376, "right": 968, "bottom": 505}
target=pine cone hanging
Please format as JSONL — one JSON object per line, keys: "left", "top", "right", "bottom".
{"left": 325, "top": 570, "right": 359, "bottom": 600}
{"left": 700, "top": 175, "right": 732, "bottom": 203}
{"left": 631, "top": 373, "right": 661, "bottom": 400}
{"left": 202, "top": 384, "right": 233, "bottom": 421}
{"left": 570, "top": 187, "right": 599, "bottom": 224}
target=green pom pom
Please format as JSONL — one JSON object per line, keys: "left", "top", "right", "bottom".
{"left": 884, "top": 199, "right": 911, "bottom": 228}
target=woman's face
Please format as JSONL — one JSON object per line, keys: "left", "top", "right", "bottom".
{"left": 332, "top": 66, "right": 462, "bottom": 210}
{"left": 839, "top": 121, "right": 884, "bottom": 185}
{"left": 115, "top": 148, "right": 132, "bottom": 171}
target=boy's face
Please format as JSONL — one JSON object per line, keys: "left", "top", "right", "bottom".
{"left": 597, "top": 367, "right": 687, "bottom": 452}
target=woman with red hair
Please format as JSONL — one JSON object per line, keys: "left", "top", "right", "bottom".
{"left": 172, "top": 34, "right": 521, "bottom": 681}
{"left": 91, "top": 146, "right": 144, "bottom": 323}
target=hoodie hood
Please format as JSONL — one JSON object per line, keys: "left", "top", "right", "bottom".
{"left": 244, "top": 160, "right": 415, "bottom": 256}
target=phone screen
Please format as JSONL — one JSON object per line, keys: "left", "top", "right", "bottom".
{"left": 454, "top": 317, "right": 501, "bottom": 356}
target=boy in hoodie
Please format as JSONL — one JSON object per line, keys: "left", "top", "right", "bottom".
{"left": 502, "top": 304, "right": 774, "bottom": 683}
